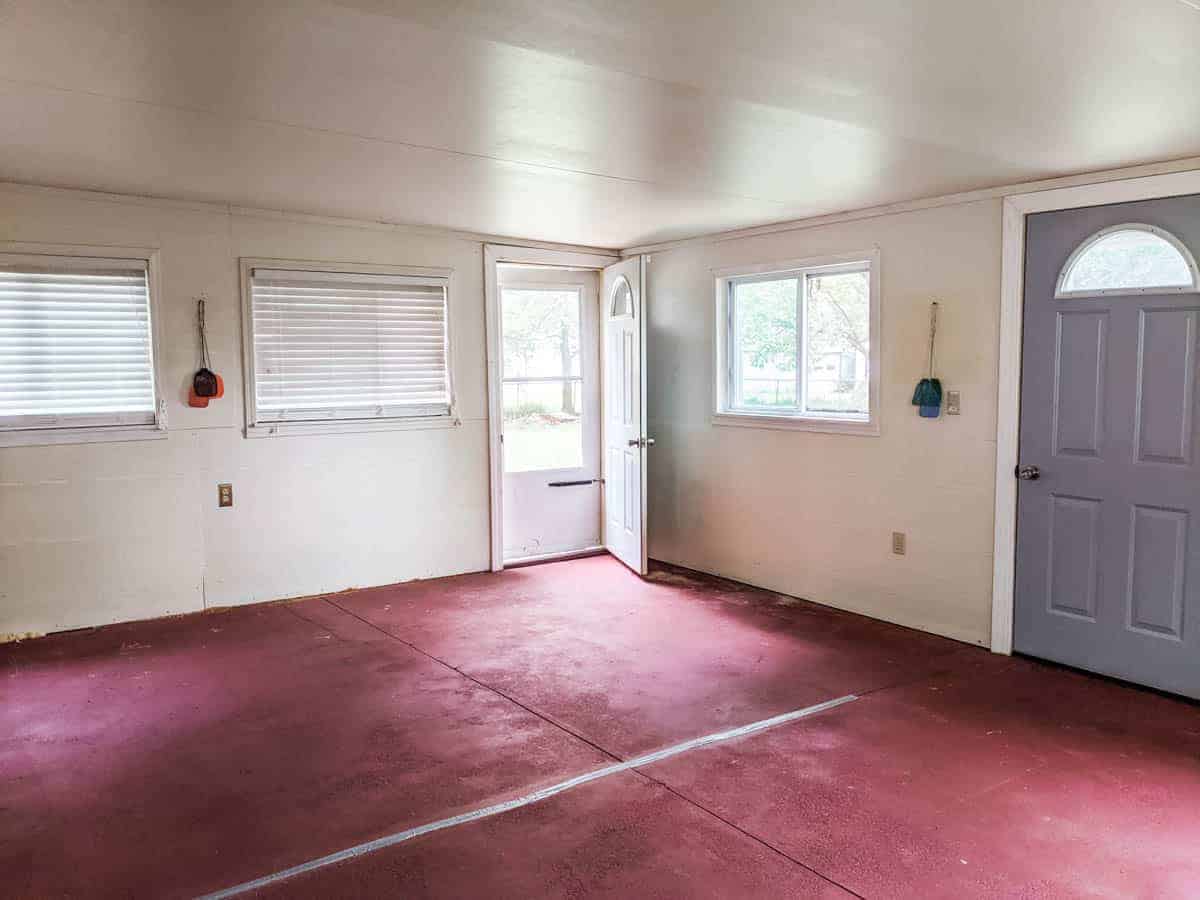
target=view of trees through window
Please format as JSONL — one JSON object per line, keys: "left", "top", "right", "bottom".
{"left": 733, "top": 276, "right": 798, "bottom": 408}
{"left": 501, "top": 287, "right": 583, "bottom": 472}
{"left": 731, "top": 266, "right": 869, "bottom": 418}
{"left": 805, "top": 270, "right": 870, "bottom": 414}
{"left": 1059, "top": 227, "right": 1195, "bottom": 295}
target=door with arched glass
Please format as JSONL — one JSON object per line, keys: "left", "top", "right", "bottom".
{"left": 601, "top": 256, "right": 649, "bottom": 575}
{"left": 1015, "top": 196, "right": 1200, "bottom": 699}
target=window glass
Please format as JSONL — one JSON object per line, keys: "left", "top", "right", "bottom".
{"left": 805, "top": 269, "right": 869, "bottom": 415}
{"left": 724, "top": 261, "right": 873, "bottom": 426}
{"left": 502, "top": 381, "right": 583, "bottom": 472}
{"left": 610, "top": 276, "right": 633, "bottom": 318}
{"left": 732, "top": 277, "right": 798, "bottom": 410}
{"left": 1059, "top": 227, "right": 1196, "bottom": 295}
{"left": 501, "top": 290, "right": 581, "bottom": 378}
{"left": 501, "top": 287, "right": 583, "bottom": 472}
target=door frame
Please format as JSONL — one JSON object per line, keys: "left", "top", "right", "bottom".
{"left": 991, "top": 167, "right": 1200, "bottom": 654}
{"left": 483, "top": 244, "right": 619, "bottom": 571}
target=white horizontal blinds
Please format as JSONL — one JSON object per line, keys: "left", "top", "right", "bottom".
{"left": 251, "top": 268, "right": 451, "bottom": 422}
{"left": 0, "top": 257, "right": 156, "bottom": 431}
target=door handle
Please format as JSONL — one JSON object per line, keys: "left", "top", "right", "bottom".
{"left": 1016, "top": 465, "right": 1040, "bottom": 481}
{"left": 627, "top": 437, "right": 656, "bottom": 448}
{"left": 547, "top": 479, "right": 601, "bottom": 487}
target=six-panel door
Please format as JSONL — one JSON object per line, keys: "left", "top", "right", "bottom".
{"left": 1015, "top": 195, "right": 1200, "bottom": 699}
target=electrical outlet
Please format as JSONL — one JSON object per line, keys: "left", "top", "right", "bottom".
{"left": 892, "top": 531, "right": 907, "bottom": 555}
{"left": 218, "top": 483, "right": 233, "bottom": 508}
{"left": 946, "top": 390, "right": 961, "bottom": 415}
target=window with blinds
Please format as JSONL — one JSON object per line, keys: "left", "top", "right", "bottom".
{"left": 247, "top": 267, "right": 452, "bottom": 426}
{"left": 0, "top": 255, "right": 159, "bottom": 433}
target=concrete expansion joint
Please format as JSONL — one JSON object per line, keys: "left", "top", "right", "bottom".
{"left": 198, "top": 693, "right": 857, "bottom": 899}
{"left": 319, "top": 596, "right": 626, "bottom": 763}
{"left": 196, "top": 596, "right": 863, "bottom": 900}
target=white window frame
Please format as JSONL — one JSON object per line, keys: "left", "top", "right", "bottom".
{"left": 1054, "top": 222, "right": 1200, "bottom": 299}
{"left": 0, "top": 242, "right": 167, "bottom": 448}
{"left": 240, "top": 257, "right": 460, "bottom": 438}
{"left": 713, "top": 249, "right": 881, "bottom": 436}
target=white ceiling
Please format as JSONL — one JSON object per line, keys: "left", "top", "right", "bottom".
{"left": 1, "top": 0, "right": 1198, "bottom": 248}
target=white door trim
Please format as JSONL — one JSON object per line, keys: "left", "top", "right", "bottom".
{"left": 991, "top": 167, "right": 1200, "bottom": 654}
{"left": 483, "top": 244, "right": 619, "bottom": 571}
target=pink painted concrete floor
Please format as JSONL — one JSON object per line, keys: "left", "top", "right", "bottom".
{"left": 3, "top": 556, "right": 1199, "bottom": 898}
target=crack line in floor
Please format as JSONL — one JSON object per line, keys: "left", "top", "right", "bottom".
{"left": 265, "top": 594, "right": 879, "bottom": 898}
{"left": 321, "top": 596, "right": 624, "bottom": 765}
{"left": 197, "top": 691, "right": 857, "bottom": 899}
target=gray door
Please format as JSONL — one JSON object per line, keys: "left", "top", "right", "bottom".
{"left": 1015, "top": 195, "right": 1200, "bottom": 700}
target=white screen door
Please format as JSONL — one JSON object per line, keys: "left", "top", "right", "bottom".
{"left": 602, "top": 256, "right": 649, "bottom": 574}
{"left": 499, "top": 266, "right": 601, "bottom": 562}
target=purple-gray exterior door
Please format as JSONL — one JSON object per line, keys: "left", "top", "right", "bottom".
{"left": 1015, "top": 195, "right": 1200, "bottom": 700}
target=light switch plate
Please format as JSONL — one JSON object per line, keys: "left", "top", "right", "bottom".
{"left": 892, "top": 531, "right": 906, "bottom": 555}
{"left": 946, "top": 390, "right": 961, "bottom": 415}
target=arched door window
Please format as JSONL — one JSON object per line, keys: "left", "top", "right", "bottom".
{"left": 1056, "top": 223, "right": 1198, "bottom": 298}
{"left": 610, "top": 275, "right": 634, "bottom": 318}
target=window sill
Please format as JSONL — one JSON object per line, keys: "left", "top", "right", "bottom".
{"left": 245, "top": 415, "right": 461, "bottom": 439}
{"left": 711, "top": 411, "right": 879, "bottom": 436}
{"left": 0, "top": 424, "right": 167, "bottom": 448}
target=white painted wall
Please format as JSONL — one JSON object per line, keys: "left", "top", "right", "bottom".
{"left": 646, "top": 200, "right": 1003, "bottom": 646}
{"left": 0, "top": 181, "right": 1007, "bottom": 647}
{"left": 0, "top": 184, "right": 499, "bottom": 638}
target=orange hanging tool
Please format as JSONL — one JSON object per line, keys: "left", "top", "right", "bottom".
{"left": 189, "top": 295, "right": 222, "bottom": 407}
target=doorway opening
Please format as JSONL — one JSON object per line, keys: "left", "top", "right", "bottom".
{"left": 484, "top": 246, "right": 649, "bottom": 574}
{"left": 498, "top": 264, "right": 601, "bottom": 564}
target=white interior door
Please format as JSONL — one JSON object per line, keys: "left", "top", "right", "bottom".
{"left": 499, "top": 266, "right": 601, "bottom": 563}
{"left": 601, "top": 256, "right": 649, "bottom": 574}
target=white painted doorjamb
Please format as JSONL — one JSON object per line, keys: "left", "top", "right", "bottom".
{"left": 483, "top": 244, "right": 619, "bottom": 572}
{"left": 990, "top": 167, "right": 1200, "bottom": 655}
